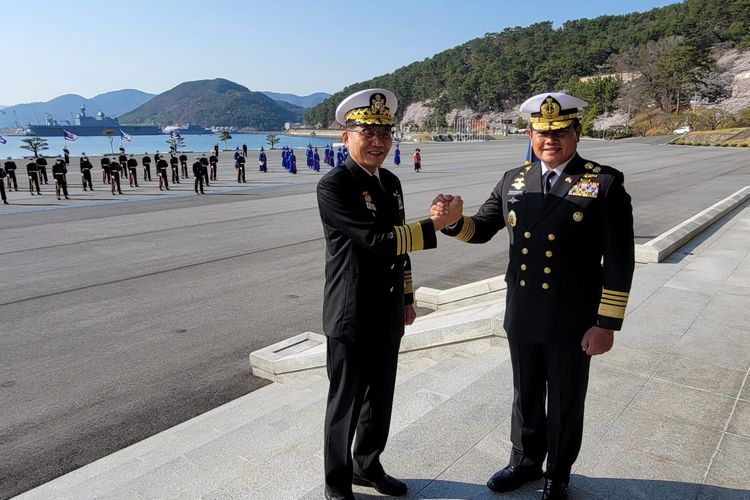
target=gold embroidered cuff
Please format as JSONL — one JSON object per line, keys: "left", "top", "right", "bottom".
{"left": 394, "top": 222, "right": 426, "bottom": 255}
{"left": 455, "top": 216, "right": 476, "bottom": 242}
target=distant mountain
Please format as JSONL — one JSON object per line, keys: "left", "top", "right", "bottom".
{"left": 262, "top": 91, "right": 330, "bottom": 108}
{"left": 0, "top": 89, "right": 154, "bottom": 128}
{"left": 120, "top": 78, "right": 305, "bottom": 130}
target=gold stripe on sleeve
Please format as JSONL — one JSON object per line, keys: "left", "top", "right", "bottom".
{"left": 602, "top": 289, "right": 629, "bottom": 298}
{"left": 408, "top": 222, "right": 424, "bottom": 252}
{"left": 455, "top": 216, "right": 476, "bottom": 242}
{"left": 598, "top": 303, "right": 626, "bottom": 319}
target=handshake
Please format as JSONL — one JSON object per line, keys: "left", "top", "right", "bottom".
{"left": 430, "top": 193, "right": 463, "bottom": 231}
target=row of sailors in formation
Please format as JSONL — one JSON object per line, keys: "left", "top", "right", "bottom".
{"left": 0, "top": 152, "right": 221, "bottom": 200}
{"left": 0, "top": 143, "right": 397, "bottom": 204}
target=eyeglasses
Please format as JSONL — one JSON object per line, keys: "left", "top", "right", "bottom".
{"left": 349, "top": 128, "right": 393, "bottom": 140}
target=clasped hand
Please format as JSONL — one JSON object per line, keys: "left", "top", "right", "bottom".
{"left": 430, "top": 193, "right": 463, "bottom": 230}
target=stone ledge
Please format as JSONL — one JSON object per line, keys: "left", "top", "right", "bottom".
{"left": 635, "top": 186, "right": 750, "bottom": 263}
{"left": 416, "top": 276, "right": 506, "bottom": 310}
{"left": 249, "top": 300, "right": 505, "bottom": 382}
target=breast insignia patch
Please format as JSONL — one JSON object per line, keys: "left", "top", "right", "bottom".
{"left": 508, "top": 210, "right": 517, "bottom": 227}
{"left": 573, "top": 211, "right": 584, "bottom": 222}
{"left": 363, "top": 191, "right": 377, "bottom": 211}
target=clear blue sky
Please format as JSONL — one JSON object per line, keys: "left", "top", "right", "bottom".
{"left": 1, "top": 0, "right": 679, "bottom": 105}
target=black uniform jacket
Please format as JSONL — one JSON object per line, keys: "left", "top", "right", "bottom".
{"left": 317, "top": 157, "right": 437, "bottom": 344}
{"left": 444, "top": 154, "right": 634, "bottom": 344}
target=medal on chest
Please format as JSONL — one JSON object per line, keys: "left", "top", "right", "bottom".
{"left": 363, "top": 191, "right": 377, "bottom": 211}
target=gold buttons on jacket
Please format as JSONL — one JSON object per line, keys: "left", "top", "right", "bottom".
{"left": 544, "top": 267, "right": 551, "bottom": 274}
{"left": 548, "top": 234, "right": 556, "bottom": 241}
{"left": 524, "top": 231, "right": 531, "bottom": 239}
{"left": 520, "top": 264, "right": 527, "bottom": 271}
{"left": 545, "top": 250, "right": 553, "bottom": 257}
{"left": 542, "top": 283, "right": 550, "bottom": 290}
{"left": 521, "top": 248, "right": 529, "bottom": 254}
{"left": 520, "top": 280, "right": 526, "bottom": 287}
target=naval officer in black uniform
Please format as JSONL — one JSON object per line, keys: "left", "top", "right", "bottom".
{"left": 435, "top": 93, "right": 634, "bottom": 500}
{"left": 317, "top": 88, "right": 462, "bottom": 500}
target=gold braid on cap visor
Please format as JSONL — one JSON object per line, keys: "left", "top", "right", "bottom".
{"left": 529, "top": 112, "right": 578, "bottom": 131}
{"left": 344, "top": 106, "right": 394, "bottom": 126}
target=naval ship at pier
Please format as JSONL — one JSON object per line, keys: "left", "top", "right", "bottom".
{"left": 27, "top": 105, "right": 162, "bottom": 136}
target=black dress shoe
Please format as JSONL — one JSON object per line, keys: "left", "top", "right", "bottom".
{"left": 541, "top": 479, "right": 569, "bottom": 500}
{"left": 324, "top": 489, "right": 355, "bottom": 500}
{"left": 353, "top": 472, "right": 407, "bottom": 496}
{"left": 486, "top": 464, "right": 543, "bottom": 492}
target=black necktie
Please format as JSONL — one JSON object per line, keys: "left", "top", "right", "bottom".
{"left": 544, "top": 171, "right": 557, "bottom": 196}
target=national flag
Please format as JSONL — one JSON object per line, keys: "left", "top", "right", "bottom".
{"left": 63, "top": 129, "right": 79, "bottom": 141}
{"left": 120, "top": 130, "right": 132, "bottom": 142}
{"left": 0, "top": 133, "right": 6, "bottom": 144}
{"left": 170, "top": 130, "right": 181, "bottom": 139}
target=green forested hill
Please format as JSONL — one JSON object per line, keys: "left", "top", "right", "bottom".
{"left": 120, "top": 79, "right": 304, "bottom": 130}
{"left": 305, "top": 0, "right": 750, "bottom": 127}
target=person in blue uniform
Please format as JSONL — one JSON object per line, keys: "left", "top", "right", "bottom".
{"left": 393, "top": 144, "right": 400, "bottom": 165}
{"left": 313, "top": 147, "right": 320, "bottom": 172}
{"left": 434, "top": 92, "right": 634, "bottom": 500}
{"left": 317, "top": 88, "right": 462, "bottom": 500}
{"left": 80, "top": 154, "right": 94, "bottom": 191}
{"left": 288, "top": 148, "right": 297, "bottom": 174}
{"left": 4, "top": 157, "right": 19, "bottom": 191}
{"left": 258, "top": 147, "right": 267, "bottom": 172}
{"left": 306, "top": 144, "right": 314, "bottom": 169}
{"left": 335, "top": 147, "right": 343, "bottom": 167}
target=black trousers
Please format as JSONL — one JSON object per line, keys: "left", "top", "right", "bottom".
{"left": 38, "top": 167, "right": 48, "bottom": 183}
{"left": 507, "top": 334, "right": 591, "bottom": 481}
{"left": 7, "top": 171, "right": 18, "bottom": 190}
{"left": 82, "top": 170, "right": 93, "bottom": 190}
{"left": 194, "top": 176, "right": 204, "bottom": 193}
{"left": 110, "top": 172, "right": 122, "bottom": 193}
{"left": 28, "top": 173, "right": 40, "bottom": 193}
{"left": 143, "top": 165, "right": 152, "bottom": 181}
{"left": 0, "top": 180, "right": 6, "bottom": 202}
{"left": 129, "top": 168, "right": 138, "bottom": 186}
{"left": 54, "top": 176, "right": 69, "bottom": 197}
{"left": 324, "top": 336, "right": 400, "bottom": 496}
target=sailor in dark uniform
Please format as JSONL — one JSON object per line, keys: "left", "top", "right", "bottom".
{"left": 435, "top": 93, "right": 634, "bottom": 500}
{"left": 63, "top": 145, "right": 70, "bottom": 165}
{"left": 213, "top": 143, "right": 219, "bottom": 157}
{"left": 209, "top": 152, "right": 218, "bottom": 180}
{"left": 157, "top": 156, "right": 170, "bottom": 190}
{"left": 127, "top": 155, "right": 139, "bottom": 187}
{"left": 179, "top": 153, "right": 189, "bottom": 179}
{"left": 0, "top": 163, "right": 8, "bottom": 204}
{"left": 80, "top": 154, "right": 94, "bottom": 191}
{"left": 200, "top": 154, "right": 210, "bottom": 186}
{"left": 52, "top": 158, "right": 70, "bottom": 200}
{"left": 118, "top": 152, "right": 128, "bottom": 179}
{"left": 193, "top": 157, "right": 205, "bottom": 194}
{"left": 317, "top": 88, "right": 463, "bottom": 500}
{"left": 36, "top": 156, "right": 49, "bottom": 184}
{"left": 108, "top": 159, "right": 123, "bottom": 195}
{"left": 258, "top": 147, "right": 267, "bottom": 172}
{"left": 4, "top": 157, "right": 19, "bottom": 191}
{"left": 142, "top": 153, "right": 152, "bottom": 181}
{"left": 242, "top": 142, "right": 248, "bottom": 157}
{"left": 101, "top": 156, "right": 111, "bottom": 184}
{"left": 237, "top": 154, "right": 246, "bottom": 182}
{"left": 170, "top": 154, "right": 180, "bottom": 183}
{"left": 27, "top": 161, "right": 41, "bottom": 195}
